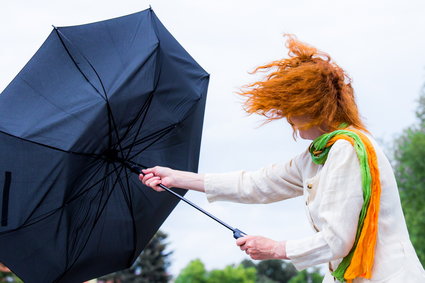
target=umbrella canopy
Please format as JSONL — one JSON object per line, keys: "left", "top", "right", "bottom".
{"left": 0, "top": 8, "right": 209, "bottom": 282}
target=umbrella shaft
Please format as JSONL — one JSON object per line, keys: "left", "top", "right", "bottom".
{"left": 122, "top": 161, "right": 238, "bottom": 233}
{"left": 157, "top": 183, "right": 237, "bottom": 232}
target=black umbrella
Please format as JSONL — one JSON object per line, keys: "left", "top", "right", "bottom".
{"left": 0, "top": 8, "right": 241, "bottom": 282}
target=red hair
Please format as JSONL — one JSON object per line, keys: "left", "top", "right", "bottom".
{"left": 239, "top": 35, "right": 367, "bottom": 132}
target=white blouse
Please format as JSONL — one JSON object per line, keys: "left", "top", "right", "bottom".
{"left": 204, "top": 137, "right": 425, "bottom": 282}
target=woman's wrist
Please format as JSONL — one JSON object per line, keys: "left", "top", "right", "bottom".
{"left": 274, "top": 240, "right": 288, "bottom": 260}
{"left": 173, "top": 170, "right": 205, "bottom": 192}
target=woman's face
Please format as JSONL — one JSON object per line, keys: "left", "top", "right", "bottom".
{"left": 288, "top": 116, "right": 327, "bottom": 140}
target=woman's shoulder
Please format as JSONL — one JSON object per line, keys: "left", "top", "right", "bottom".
{"left": 290, "top": 146, "right": 322, "bottom": 178}
{"left": 327, "top": 129, "right": 391, "bottom": 169}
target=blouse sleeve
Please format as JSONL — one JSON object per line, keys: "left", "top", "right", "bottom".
{"left": 203, "top": 150, "right": 308, "bottom": 204}
{"left": 286, "top": 140, "right": 364, "bottom": 270}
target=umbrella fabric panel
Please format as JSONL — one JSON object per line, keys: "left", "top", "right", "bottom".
{"left": 58, "top": 10, "right": 160, "bottom": 99}
{"left": 0, "top": 31, "right": 109, "bottom": 153}
{"left": 151, "top": 11, "right": 207, "bottom": 76}
{"left": 0, "top": 132, "right": 71, "bottom": 232}
{"left": 148, "top": 11, "right": 208, "bottom": 125}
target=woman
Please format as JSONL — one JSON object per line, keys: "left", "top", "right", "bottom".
{"left": 140, "top": 36, "right": 425, "bottom": 282}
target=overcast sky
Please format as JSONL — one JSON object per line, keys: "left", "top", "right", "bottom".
{"left": 2, "top": 0, "right": 425, "bottom": 278}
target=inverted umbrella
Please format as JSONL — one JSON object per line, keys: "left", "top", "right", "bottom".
{"left": 0, "top": 8, "right": 217, "bottom": 282}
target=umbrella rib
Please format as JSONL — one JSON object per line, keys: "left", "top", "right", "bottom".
{"left": 114, "top": 165, "right": 139, "bottom": 264}
{"left": 57, "top": 164, "right": 127, "bottom": 282}
{"left": 94, "top": 163, "right": 112, "bottom": 220}
{"left": 117, "top": 91, "right": 154, "bottom": 148}
{"left": 63, "top": 161, "right": 107, "bottom": 270}
{"left": 122, "top": 123, "right": 176, "bottom": 151}
{"left": 68, "top": 188, "right": 100, "bottom": 260}
{"left": 53, "top": 28, "right": 107, "bottom": 101}
{"left": 120, "top": 57, "right": 162, "bottom": 160}
{"left": 0, "top": 130, "right": 100, "bottom": 159}
{"left": 105, "top": 103, "right": 126, "bottom": 154}
{"left": 57, "top": 171, "right": 117, "bottom": 282}
{"left": 128, "top": 125, "right": 176, "bottom": 160}
{"left": 20, "top": 157, "right": 104, "bottom": 227}
{"left": 121, "top": 165, "right": 139, "bottom": 265}
{"left": 63, "top": 163, "right": 112, "bottom": 267}
{"left": 115, "top": 168, "right": 132, "bottom": 210}
{"left": 64, "top": 163, "right": 121, "bottom": 205}
{"left": 71, "top": 165, "right": 109, "bottom": 238}
{"left": 114, "top": 165, "right": 146, "bottom": 267}
{"left": 74, "top": 174, "right": 108, "bottom": 247}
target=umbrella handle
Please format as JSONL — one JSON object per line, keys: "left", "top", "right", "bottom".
{"left": 233, "top": 228, "right": 247, "bottom": 239}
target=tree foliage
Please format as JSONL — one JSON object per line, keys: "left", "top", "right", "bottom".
{"left": 175, "top": 259, "right": 256, "bottom": 283}
{"left": 393, "top": 87, "right": 425, "bottom": 265}
{"left": 241, "top": 259, "right": 297, "bottom": 283}
{"left": 288, "top": 269, "right": 323, "bottom": 283}
{"left": 257, "top": 260, "right": 297, "bottom": 283}
{"left": 175, "top": 259, "right": 207, "bottom": 283}
{"left": 208, "top": 265, "right": 256, "bottom": 283}
{"left": 176, "top": 258, "right": 324, "bottom": 283}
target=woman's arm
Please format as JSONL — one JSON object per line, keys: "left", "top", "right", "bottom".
{"left": 203, "top": 149, "right": 309, "bottom": 204}
{"left": 140, "top": 149, "right": 308, "bottom": 203}
{"left": 139, "top": 167, "right": 205, "bottom": 192}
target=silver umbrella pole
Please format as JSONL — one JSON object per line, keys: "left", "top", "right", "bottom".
{"left": 123, "top": 160, "right": 247, "bottom": 239}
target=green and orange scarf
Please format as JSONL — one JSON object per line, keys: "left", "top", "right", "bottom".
{"left": 309, "top": 128, "right": 381, "bottom": 282}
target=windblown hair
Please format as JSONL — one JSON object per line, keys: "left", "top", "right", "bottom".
{"left": 239, "top": 35, "right": 367, "bottom": 132}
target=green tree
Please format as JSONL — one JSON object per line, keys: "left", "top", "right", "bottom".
{"left": 288, "top": 269, "right": 323, "bottom": 283}
{"left": 138, "top": 230, "right": 171, "bottom": 282}
{"left": 240, "top": 259, "right": 257, "bottom": 269}
{"left": 241, "top": 259, "right": 297, "bottom": 283}
{"left": 207, "top": 264, "right": 256, "bottom": 283}
{"left": 175, "top": 259, "right": 256, "bottom": 283}
{"left": 256, "top": 260, "right": 297, "bottom": 283}
{"left": 393, "top": 88, "right": 425, "bottom": 265}
{"left": 174, "top": 259, "right": 207, "bottom": 283}
{"left": 99, "top": 230, "right": 172, "bottom": 282}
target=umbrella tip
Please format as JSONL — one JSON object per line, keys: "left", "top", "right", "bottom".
{"left": 52, "top": 25, "right": 58, "bottom": 30}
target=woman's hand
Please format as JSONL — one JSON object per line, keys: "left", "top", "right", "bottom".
{"left": 139, "top": 166, "right": 175, "bottom": 192}
{"left": 236, "top": 235, "right": 288, "bottom": 260}
{"left": 139, "top": 166, "right": 206, "bottom": 193}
